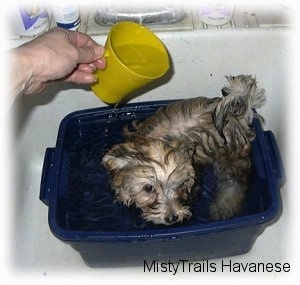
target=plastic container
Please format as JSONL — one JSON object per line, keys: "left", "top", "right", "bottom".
{"left": 40, "top": 100, "right": 285, "bottom": 267}
{"left": 91, "top": 22, "right": 169, "bottom": 104}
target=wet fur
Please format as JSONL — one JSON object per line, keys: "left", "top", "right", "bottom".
{"left": 102, "top": 75, "right": 266, "bottom": 225}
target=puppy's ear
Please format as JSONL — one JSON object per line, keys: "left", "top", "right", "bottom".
{"left": 102, "top": 143, "right": 132, "bottom": 172}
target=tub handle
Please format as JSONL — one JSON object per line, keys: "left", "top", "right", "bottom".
{"left": 264, "top": 131, "right": 286, "bottom": 188}
{"left": 40, "top": 148, "right": 56, "bottom": 206}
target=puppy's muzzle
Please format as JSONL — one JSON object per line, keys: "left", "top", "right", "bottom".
{"left": 164, "top": 213, "right": 179, "bottom": 225}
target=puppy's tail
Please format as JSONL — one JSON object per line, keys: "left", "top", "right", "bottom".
{"left": 214, "top": 75, "right": 266, "bottom": 143}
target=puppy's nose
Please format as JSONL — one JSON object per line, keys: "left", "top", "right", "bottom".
{"left": 164, "top": 214, "right": 179, "bottom": 224}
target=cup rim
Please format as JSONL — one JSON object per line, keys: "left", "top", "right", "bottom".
{"left": 107, "top": 21, "right": 169, "bottom": 79}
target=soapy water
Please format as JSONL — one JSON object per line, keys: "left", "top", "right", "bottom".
{"left": 114, "top": 44, "right": 169, "bottom": 77}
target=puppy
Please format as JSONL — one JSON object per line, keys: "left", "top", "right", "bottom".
{"left": 102, "top": 75, "right": 266, "bottom": 225}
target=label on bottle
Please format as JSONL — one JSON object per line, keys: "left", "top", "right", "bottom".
{"left": 199, "top": 1, "right": 235, "bottom": 26}
{"left": 10, "top": 5, "right": 49, "bottom": 36}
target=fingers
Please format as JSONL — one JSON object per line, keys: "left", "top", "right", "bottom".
{"left": 77, "top": 59, "right": 106, "bottom": 72}
{"left": 67, "top": 30, "right": 105, "bottom": 63}
{"left": 93, "top": 57, "right": 107, "bottom": 70}
{"left": 77, "top": 63, "right": 96, "bottom": 73}
{"left": 77, "top": 58, "right": 106, "bottom": 73}
{"left": 65, "top": 70, "right": 97, "bottom": 84}
{"left": 64, "top": 58, "right": 106, "bottom": 85}
{"left": 44, "top": 28, "right": 107, "bottom": 85}
{"left": 55, "top": 28, "right": 107, "bottom": 70}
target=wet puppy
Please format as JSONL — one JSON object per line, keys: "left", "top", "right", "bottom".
{"left": 102, "top": 75, "right": 266, "bottom": 225}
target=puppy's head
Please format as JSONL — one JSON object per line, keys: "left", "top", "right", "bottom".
{"left": 102, "top": 138, "right": 196, "bottom": 225}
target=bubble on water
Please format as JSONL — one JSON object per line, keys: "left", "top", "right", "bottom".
{"left": 103, "top": 127, "right": 109, "bottom": 137}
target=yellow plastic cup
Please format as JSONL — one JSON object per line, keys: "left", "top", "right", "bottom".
{"left": 91, "top": 22, "right": 170, "bottom": 104}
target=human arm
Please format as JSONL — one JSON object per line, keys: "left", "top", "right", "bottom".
{"left": 10, "top": 27, "right": 106, "bottom": 98}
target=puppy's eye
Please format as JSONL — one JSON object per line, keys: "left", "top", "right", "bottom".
{"left": 178, "top": 182, "right": 188, "bottom": 191}
{"left": 143, "top": 184, "right": 155, "bottom": 193}
{"left": 178, "top": 182, "right": 185, "bottom": 188}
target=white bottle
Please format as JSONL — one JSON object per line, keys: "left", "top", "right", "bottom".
{"left": 9, "top": 4, "right": 49, "bottom": 37}
{"left": 199, "top": 1, "right": 235, "bottom": 26}
{"left": 52, "top": 5, "right": 81, "bottom": 31}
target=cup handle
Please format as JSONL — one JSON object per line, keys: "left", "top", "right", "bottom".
{"left": 104, "top": 50, "right": 109, "bottom": 57}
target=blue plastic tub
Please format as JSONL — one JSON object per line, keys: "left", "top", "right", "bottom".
{"left": 40, "top": 100, "right": 285, "bottom": 267}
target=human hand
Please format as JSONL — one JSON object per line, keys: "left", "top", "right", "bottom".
{"left": 11, "top": 27, "right": 106, "bottom": 96}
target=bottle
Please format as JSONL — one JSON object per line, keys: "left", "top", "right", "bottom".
{"left": 51, "top": 5, "right": 81, "bottom": 31}
{"left": 9, "top": 4, "right": 49, "bottom": 37}
{"left": 199, "top": 1, "right": 235, "bottom": 26}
